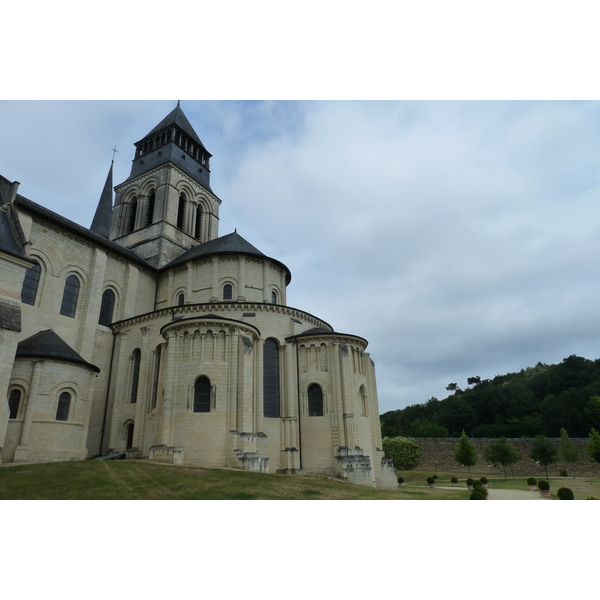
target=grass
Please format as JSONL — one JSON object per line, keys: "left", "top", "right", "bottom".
{"left": 397, "top": 470, "right": 600, "bottom": 499}
{"left": 2, "top": 461, "right": 597, "bottom": 499}
{"left": 0, "top": 460, "right": 473, "bottom": 500}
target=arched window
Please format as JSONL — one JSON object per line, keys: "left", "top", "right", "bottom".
{"left": 99, "top": 289, "right": 116, "bottom": 326}
{"left": 130, "top": 349, "right": 141, "bottom": 404}
{"left": 223, "top": 284, "right": 233, "bottom": 300}
{"left": 195, "top": 206, "right": 203, "bottom": 240}
{"left": 360, "top": 386, "right": 368, "bottom": 417}
{"left": 194, "top": 376, "right": 211, "bottom": 412}
{"left": 145, "top": 189, "right": 155, "bottom": 227}
{"left": 56, "top": 391, "right": 71, "bottom": 421}
{"left": 263, "top": 339, "right": 280, "bottom": 418}
{"left": 60, "top": 275, "right": 80, "bottom": 318}
{"left": 308, "top": 384, "right": 324, "bottom": 417}
{"left": 150, "top": 345, "right": 162, "bottom": 412}
{"left": 178, "top": 293, "right": 185, "bottom": 306}
{"left": 8, "top": 388, "right": 21, "bottom": 419}
{"left": 271, "top": 290, "right": 278, "bottom": 304}
{"left": 177, "top": 193, "right": 186, "bottom": 230}
{"left": 127, "top": 196, "right": 138, "bottom": 233}
{"left": 21, "top": 261, "right": 41, "bottom": 306}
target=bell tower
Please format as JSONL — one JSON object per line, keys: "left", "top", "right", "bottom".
{"left": 110, "top": 102, "right": 221, "bottom": 268}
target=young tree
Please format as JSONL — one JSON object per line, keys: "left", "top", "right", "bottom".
{"left": 587, "top": 428, "right": 600, "bottom": 463}
{"left": 453, "top": 430, "right": 478, "bottom": 475}
{"left": 559, "top": 427, "right": 579, "bottom": 474}
{"left": 530, "top": 434, "right": 558, "bottom": 479}
{"left": 484, "top": 437, "right": 521, "bottom": 479}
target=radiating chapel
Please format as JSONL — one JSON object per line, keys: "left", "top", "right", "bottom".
{"left": 0, "top": 103, "right": 396, "bottom": 487}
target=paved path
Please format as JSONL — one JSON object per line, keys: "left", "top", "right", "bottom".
{"left": 435, "top": 486, "right": 546, "bottom": 499}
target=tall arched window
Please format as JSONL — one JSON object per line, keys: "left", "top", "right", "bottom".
{"left": 271, "top": 291, "right": 278, "bottom": 304}
{"left": 223, "top": 284, "right": 233, "bottom": 300}
{"left": 126, "top": 422, "right": 135, "bottom": 449}
{"left": 145, "top": 189, "right": 155, "bottom": 227}
{"left": 263, "top": 339, "right": 280, "bottom": 418}
{"left": 56, "top": 391, "right": 71, "bottom": 421}
{"left": 178, "top": 293, "right": 185, "bottom": 306}
{"left": 130, "top": 349, "right": 141, "bottom": 404}
{"left": 195, "top": 206, "right": 203, "bottom": 240}
{"left": 360, "top": 385, "right": 368, "bottom": 417}
{"left": 8, "top": 389, "right": 21, "bottom": 419}
{"left": 194, "top": 376, "right": 211, "bottom": 412}
{"left": 127, "top": 196, "right": 138, "bottom": 233}
{"left": 150, "top": 345, "right": 162, "bottom": 411}
{"left": 308, "top": 384, "right": 324, "bottom": 417}
{"left": 177, "top": 193, "right": 186, "bottom": 230}
{"left": 60, "top": 275, "right": 80, "bottom": 318}
{"left": 21, "top": 261, "right": 41, "bottom": 305}
{"left": 99, "top": 289, "right": 116, "bottom": 326}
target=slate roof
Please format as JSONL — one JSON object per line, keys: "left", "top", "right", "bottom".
{"left": 16, "top": 329, "right": 100, "bottom": 372}
{"left": 90, "top": 161, "right": 114, "bottom": 238}
{"left": 14, "top": 194, "right": 154, "bottom": 271}
{"left": 163, "top": 231, "right": 292, "bottom": 284}
{"left": 0, "top": 205, "right": 28, "bottom": 259}
{"left": 141, "top": 102, "right": 209, "bottom": 154}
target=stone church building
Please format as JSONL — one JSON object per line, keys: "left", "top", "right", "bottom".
{"left": 0, "top": 103, "right": 396, "bottom": 487}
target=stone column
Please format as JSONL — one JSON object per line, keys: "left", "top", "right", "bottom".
{"left": 262, "top": 262, "right": 269, "bottom": 303}
{"left": 160, "top": 331, "right": 178, "bottom": 446}
{"left": 227, "top": 327, "right": 239, "bottom": 432}
{"left": 211, "top": 256, "right": 220, "bottom": 301}
{"left": 238, "top": 255, "right": 246, "bottom": 300}
{"left": 253, "top": 337, "right": 264, "bottom": 435}
{"left": 339, "top": 343, "right": 356, "bottom": 449}
{"left": 133, "top": 326, "right": 153, "bottom": 451}
{"left": 14, "top": 360, "right": 44, "bottom": 461}
{"left": 107, "top": 331, "right": 129, "bottom": 451}
{"left": 80, "top": 370, "right": 98, "bottom": 456}
{"left": 329, "top": 343, "right": 346, "bottom": 448}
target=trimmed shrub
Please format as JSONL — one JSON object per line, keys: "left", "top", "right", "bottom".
{"left": 451, "top": 477, "right": 458, "bottom": 484}
{"left": 479, "top": 476, "right": 488, "bottom": 484}
{"left": 559, "top": 469, "right": 568, "bottom": 477}
{"left": 382, "top": 436, "right": 420, "bottom": 471}
{"left": 466, "top": 478, "right": 474, "bottom": 486}
{"left": 527, "top": 477, "right": 537, "bottom": 486}
{"left": 557, "top": 487, "right": 574, "bottom": 500}
{"left": 538, "top": 480, "right": 550, "bottom": 491}
{"left": 426, "top": 476, "right": 435, "bottom": 485}
{"left": 470, "top": 489, "right": 487, "bottom": 500}
{"left": 432, "top": 475, "right": 438, "bottom": 480}
{"left": 397, "top": 476, "right": 404, "bottom": 484}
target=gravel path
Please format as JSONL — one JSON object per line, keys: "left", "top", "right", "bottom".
{"left": 435, "top": 486, "right": 547, "bottom": 499}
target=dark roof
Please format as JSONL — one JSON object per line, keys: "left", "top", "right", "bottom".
{"left": 0, "top": 205, "right": 28, "bottom": 260}
{"left": 14, "top": 195, "right": 154, "bottom": 271}
{"left": 141, "top": 102, "right": 209, "bottom": 154}
{"left": 16, "top": 330, "right": 100, "bottom": 372}
{"left": 286, "top": 327, "right": 368, "bottom": 346}
{"left": 163, "top": 231, "right": 292, "bottom": 284}
{"left": 90, "top": 161, "right": 114, "bottom": 238}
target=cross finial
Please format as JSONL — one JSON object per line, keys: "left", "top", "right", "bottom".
{"left": 111, "top": 145, "right": 118, "bottom": 162}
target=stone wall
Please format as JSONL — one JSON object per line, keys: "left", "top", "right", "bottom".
{"left": 413, "top": 438, "right": 600, "bottom": 477}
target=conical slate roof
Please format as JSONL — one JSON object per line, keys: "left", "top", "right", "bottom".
{"left": 163, "top": 231, "right": 292, "bottom": 284}
{"left": 142, "top": 102, "right": 209, "bottom": 153}
{"left": 90, "top": 161, "right": 113, "bottom": 238}
{"left": 16, "top": 329, "right": 100, "bottom": 372}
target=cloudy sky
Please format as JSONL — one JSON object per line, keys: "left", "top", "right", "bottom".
{"left": 3, "top": 100, "right": 600, "bottom": 414}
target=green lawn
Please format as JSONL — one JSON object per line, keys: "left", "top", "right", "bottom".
{"left": 0, "top": 460, "right": 473, "bottom": 500}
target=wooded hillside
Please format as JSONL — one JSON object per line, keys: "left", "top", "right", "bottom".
{"left": 380, "top": 355, "right": 600, "bottom": 438}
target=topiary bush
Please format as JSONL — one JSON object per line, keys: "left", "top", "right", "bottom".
{"left": 470, "top": 489, "right": 488, "bottom": 500}
{"left": 557, "top": 487, "right": 574, "bottom": 500}
{"left": 432, "top": 475, "right": 438, "bottom": 480}
{"left": 538, "top": 480, "right": 550, "bottom": 491}
{"left": 397, "top": 476, "right": 404, "bottom": 485}
{"left": 451, "top": 477, "right": 458, "bottom": 484}
{"left": 426, "top": 476, "right": 435, "bottom": 485}
{"left": 382, "top": 436, "right": 420, "bottom": 471}
{"left": 479, "top": 476, "right": 488, "bottom": 484}
{"left": 527, "top": 477, "right": 537, "bottom": 486}
{"left": 466, "top": 478, "right": 474, "bottom": 486}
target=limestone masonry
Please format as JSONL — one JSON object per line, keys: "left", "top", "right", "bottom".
{"left": 0, "top": 104, "right": 397, "bottom": 487}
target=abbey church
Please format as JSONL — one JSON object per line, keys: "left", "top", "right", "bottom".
{"left": 0, "top": 103, "right": 396, "bottom": 487}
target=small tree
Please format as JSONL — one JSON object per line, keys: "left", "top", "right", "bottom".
{"left": 453, "top": 429, "right": 478, "bottom": 475}
{"left": 587, "top": 428, "right": 600, "bottom": 463}
{"left": 484, "top": 437, "right": 521, "bottom": 479}
{"left": 559, "top": 427, "right": 579, "bottom": 474}
{"left": 530, "top": 435, "right": 558, "bottom": 479}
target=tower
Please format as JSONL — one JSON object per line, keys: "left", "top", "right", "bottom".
{"left": 109, "top": 102, "right": 221, "bottom": 268}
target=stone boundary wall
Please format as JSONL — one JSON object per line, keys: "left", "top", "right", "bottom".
{"left": 413, "top": 438, "right": 600, "bottom": 477}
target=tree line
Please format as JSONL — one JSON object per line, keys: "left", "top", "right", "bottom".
{"left": 380, "top": 354, "right": 600, "bottom": 439}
